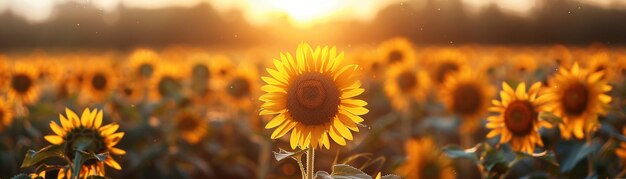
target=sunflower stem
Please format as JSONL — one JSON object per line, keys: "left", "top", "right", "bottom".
{"left": 296, "top": 155, "right": 306, "bottom": 179}
{"left": 71, "top": 150, "right": 82, "bottom": 179}
{"left": 306, "top": 147, "right": 315, "bottom": 179}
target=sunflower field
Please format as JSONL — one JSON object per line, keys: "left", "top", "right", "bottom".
{"left": 0, "top": 38, "right": 626, "bottom": 179}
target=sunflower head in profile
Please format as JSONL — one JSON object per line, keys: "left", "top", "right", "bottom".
{"left": 384, "top": 62, "right": 431, "bottom": 111}
{"left": 543, "top": 62, "right": 612, "bottom": 140}
{"left": 377, "top": 37, "right": 416, "bottom": 66}
{"left": 260, "top": 43, "right": 368, "bottom": 150}
{"left": 150, "top": 63, "right": 184, "bottom": 101}
{"left": 5, "top": 62, "right": 40, "bottom": 104}
{"left": 44, "top": 108, "right": 125, "bottom": 177}
{"left": 426, "top": 49, "right": 469, "bottom": 86}
{"left": 486, "top": 82, "right": 553, "bottom": 154}
{"left": 396, "top": 137, "right": 455, "bottom": 179}
{"left": 174, "top": 111, "right": 208, "bottom": 144}
{"left": 0, "top": 99, "right": 14, "bottom": 132}
{"left": 129, "top": 48, "right": 160, "bottom": 81}
{"left": 439, "top": 69, "right": 495, "bottom": 133}
{"left": 81, "top": 60, "right": 118, "bottom": 103}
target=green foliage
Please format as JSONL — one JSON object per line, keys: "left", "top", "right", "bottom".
{"left": 20, "top": 144, "right": 66, "bottom": 168}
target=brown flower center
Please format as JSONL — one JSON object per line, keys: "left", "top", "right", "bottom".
{"left": 91, "top": 73, "right": 107, "bottom": 91}
{"left": 139, "top": 63, "right": 154, "bottom": 78}
{"left": 287, "top": 72, "right": 339, "bottom": 125}
{"left": 11, "top": 74, "right": 32, "bottom": 93}
{"left": 504, "top": 101, "right": 536, "bottom": 136}
{"left": 562, "top": 82, "right": 590, "bottom": 116}
{"left": 123, "top": 87, "right": 133, "bottom": 96}
{"left": 396, "top": 71, "right": 417, "bottom": 92}
{"left": 227, "top": 77, "right": 251, "bottom": 99}
{"left": 435, "top": 62, "right": 459, "bottom": 84}
{"left": 452, "top": 83, "right": 483, "bottom": 116}
{"left": 158, "top": 76, "right": 180, "bottom": 98}
{"left": 388, "top": 50, "right": 403, "bottom": 64}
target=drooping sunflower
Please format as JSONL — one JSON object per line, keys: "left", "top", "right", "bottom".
{"left": 174, "top": 111, "right": 208, "bottom": 144}
{"left": 44, "top": 108, "right": 125, "bottom": 177}
{"left": 377, "top": 37, "right": 416, "bottom": 66}
{"left": 384, "top": 62, "right": 431, "bottom": 111}
{"left": 128, "top": 48, "right": 160, "bottom": 81}
{"left": 0, "top": 99, "right": 14, "bottom": 132}
{"left": 260, "top": 43, "right": 368, "bottom": 149}
{"left": 486, "top": 82, "right": 553, "bottom": 154}
{"left": 439, "top": 69, "right": 495, "bottom": 133}
{"left": 426, "top": 49, "right": 470, "bottom": 86}
{"left": 149, "top": 62, "right": 184, "bottom": 101}
{"left": 6, "top": 62, "right": 41, "bottom": 104}
{"left": 396, "top": 137, "right": 455, "bottom": 179}
{"left": 80, "top": 60, "right": 118, "bottom": 103}
{"left": 543, "top": 62, "right": 612, "bottom": 140}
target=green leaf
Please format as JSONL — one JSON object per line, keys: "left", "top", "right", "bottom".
{"left": 314, "top": 171, "right": 333, "bottom": 179}
{"left": 539, "top": 112, "right": 562, "bottom": 124}
{"left": 480, "top": 144, "right": 508, "bottom": 175}
{"left": 442, "top": 144, "right": 479, "bottom": 161}
{"left": 20, "top": 145, "right": 66, "bottom": 168}
{"left": 273, "top": 148, "right": 305, "bottom": 162}
{"left": 330, "top": 164, "right": 372, "bottom": 179}
{"left": 34, "top": 164, "right": 65, "bottom": 175}
{"left": 559, "top": 140, "right": 600, "bottom": 172}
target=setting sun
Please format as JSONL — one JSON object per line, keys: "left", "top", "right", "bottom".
{"left": 266, "top": 0, "right": 341, "bottom": 27}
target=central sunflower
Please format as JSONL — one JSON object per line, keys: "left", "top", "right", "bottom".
{"left": 486, "top": 82, "right": 553, "bottom": 154}
{"left": 260, "top": 43, "right": 368, "bottom": 149}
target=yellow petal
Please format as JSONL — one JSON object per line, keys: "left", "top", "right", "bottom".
{"left": 261, "top": 85, "right": 286, "bottom": 93}
{"left": 105, "top": 157, "right": 122, "bottom": 170}
{"left": 271, "top": 121, "right": 296, "bottom": 139}
{"left": 110, "top": 147, "right": 126, "bottom": 155}
{"left": 486, "top": 129, "right": 501, "bottom": 138}
{"left": 329, "top": 126, "right": 346, "bottom": 146}
{"left": 502, "top": 82, "right": 514, "bottom": 94}
{"left": 265, "top": 113, "right": 287, "bottom": 129}
{"left": 65, "top": 108, "right": 80, "bottom": 127}
{"left": 59, "top": 114, "right": 72, "bottom": 130}
{"left": 49, "top": 121, "right": 65, "bottom": 136}
{"left": 100, "top": 124, "right": 120, "bottom": 136}
{"left": 343, "top": 106, "right": 369, "bottom": 115}
{"left": 341, "top": 88, "right": 365, "bottom": 99}
{"left": 341, "top": 99, "right": 367, "bottom": 108}
{"left": 93, "top": 110, "right": 103, "bottom": 129}
{"left": 333, "top": 118, "right": 353, "bottom": 140}
{"left": 44, "top": 135, "right": 64, "bottom": 145}
{"left": 106, "top": 132, "right": 125, "bottom": 147}
{"left": 81, "top": 108, "right": 92, "bottom": 128}
{"left": 290, "top": 126, "right": 301, "bottom": 149}
{"left": 515, "top": 82, "right": 526, "bottom": 99}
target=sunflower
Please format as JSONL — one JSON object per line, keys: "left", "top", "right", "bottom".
{"left": 0, "top": 99, "right": 14, "bottom": 132}
{"left": 210, "top": 54, "right": 236, "bottom": 79}
{"left": 396, "top": 137, "right": 455, "bottom": 179}
{"left": 377, "top": 37, "right": 416, "bottom": 66}
{"left": 222, "top": 63, "right": 260, "bottom": 110}
{"left": 116, "top": 81, "right": 144, "bottom": 105}
{"left": 510, "top": 53, "right": 538, "bottom": 77}
{"left": 260, "top": 43, "right": 368, "bottom": 149}
{"left": 5, "top": 62, "right": 41, "bottom": 104}
{"left": 44, "top": 108, "right": 125, "bottom": 177}
{"left": 426, "top": 49, "right": 469, "bottom": 86}
{"left": 174, "top": 111, "right": 208, "bottom": 144}
{"left": 128, "top": 48, "right": 160, "bottom": 81}
{"left": 149, "top": 62, "right": 184, "bottom": 101}
{"left": 187, "top": 53, "right": 212, "bottom": 98}
{"left": 544, "top": 45, "right": 574, "bottom": 69}
{"left": 585, "top": 51, "right": 617, "bottom": 81}
{"left": 383, "top": 62, "right": 431, "bottom": 111}
{"left": 80, "top": 60, "right": 118, "bottom": 103}
{"left": 543, "top": 62, "right": 612, "bottom": 140}
{"left": 439, "top": 69, "right": 495, "bottom": 133}
{"left": 486, "top": 82, "right": 553, "bottom": 154}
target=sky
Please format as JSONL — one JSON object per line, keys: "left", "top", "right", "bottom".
{"left": 2, "top": 0, "right": 625, "bottom": 28}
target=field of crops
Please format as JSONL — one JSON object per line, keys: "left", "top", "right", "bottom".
{"left": 1, "top": 38, "right": 626, "bottom": 178}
